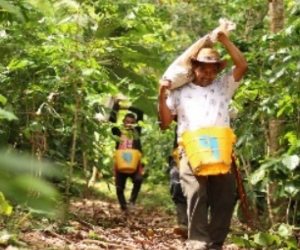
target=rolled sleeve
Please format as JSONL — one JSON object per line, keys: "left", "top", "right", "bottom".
{"left": 166, "top": 92, "right": 177, "bottom": 115}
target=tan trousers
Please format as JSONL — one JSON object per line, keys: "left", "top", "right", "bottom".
{"left": 179, "top": 150, "right": 236, "bottom": 250}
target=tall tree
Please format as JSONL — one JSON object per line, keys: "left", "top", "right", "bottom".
{"left": 266, "top": 0, "right": 285, "bottom": 225}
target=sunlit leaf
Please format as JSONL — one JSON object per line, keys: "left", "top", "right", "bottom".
{"left": 0, "top": 0, "right": 25, "bottom": 21}
{"left": 277, "top": 223, "right": 292, "bottom": 238}
{"left": 230, "top": 235, "right": 258, "bottom": 248}
{"left": 0, "top": 109, "right": 18, "bottom": 121}
{"left": 250, "top": 168, "right": 266, "bottom": 185}
{"left": 0, "top": 191, "right": 12, "bottom": 216}
{"left": 0, "top": 232, "right": 11, "bottom": 244}
{"left": 275, "top": 67, "right": 286, "bottom": 79}
{"left": 0, "top": 94, "right": 7, "bottom": 105}
{"left": 282, "top": 155, "right": 299, "bottom": 170}
{"left": 8, "top": 59, "right": 30, "bottom": 70}
{"left": 253, "top": 232, "right": 276, "bottom": 246}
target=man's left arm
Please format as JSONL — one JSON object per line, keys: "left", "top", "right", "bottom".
{"left": 108, "top": 100, "right": 121, "bottom": 136}
{"left": 218, "top": 32, "right": 248, "bottom": 82}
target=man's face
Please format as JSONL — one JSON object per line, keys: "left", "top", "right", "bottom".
{"left": 123, "top": 116, "right": 135, "bottom": 130}
{"left": 194, "top": 63, "right": 219, "bottom": 87}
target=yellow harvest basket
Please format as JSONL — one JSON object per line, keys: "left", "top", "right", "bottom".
{"left": 173, "top": 147, "right": 180, "bottom": 168}
{"left": 114, "top": 149, "right": 141, "bottom": 174}
{"left": 181, "top": 127, "right": 236, "bottom": 176}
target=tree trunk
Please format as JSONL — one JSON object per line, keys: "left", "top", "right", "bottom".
{"left": 267, "top": 0, "right": 285, "bottom": 225}
{"left": 269, "top": 0, "right": 284, "bottom": 34}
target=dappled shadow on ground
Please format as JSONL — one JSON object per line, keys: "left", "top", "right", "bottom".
{"left": 9, "top": 198, "right": 252, "bottom": 250}
{"left": 19, "top": 199, "right": 186, "bottom": 250}
{"left": 9, "top": 198, "right": 253, "bottom": 250}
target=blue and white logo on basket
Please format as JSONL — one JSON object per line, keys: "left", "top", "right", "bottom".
{"left": 199, "top": 135, "right": 220, "bottom": 159}
{"left": 122, "top": 152, "right": 132, "bottom": 164}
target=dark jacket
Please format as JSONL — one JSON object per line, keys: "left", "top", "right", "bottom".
{"left": 109, "top": 102, "right": 143, "bottom": 152}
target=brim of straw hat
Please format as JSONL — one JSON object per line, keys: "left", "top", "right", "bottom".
{"left": 191, "top": 57, "right": 227, "bottom": 73}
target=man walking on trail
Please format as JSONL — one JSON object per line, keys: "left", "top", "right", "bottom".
{"left": 109, "top": 98, "right": 144, "bottom": 212}
{"left": 158, "top": 30, "right": 247, "bottom": 250}
{"left": 158, "top": 109, "right": 188, "bottom": 236}
{"left": 169, "top": 125, "right": 188, "bottom": 238}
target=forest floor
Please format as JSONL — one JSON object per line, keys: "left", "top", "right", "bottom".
{"left": 0, "top": 177, "right": 267, "bottom": 250}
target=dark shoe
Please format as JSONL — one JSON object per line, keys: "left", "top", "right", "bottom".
{"left": 208, "top": 243, "right": 222, "bottom": 250}
{"left": 176, "top": 203, "right": 188, "bottom": 226}
{"left": 121, "top": 204, "right": 127, "bottom": 212}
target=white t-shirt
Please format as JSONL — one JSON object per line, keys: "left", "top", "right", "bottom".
{"left": 166, "top": 68, "right": 240, "bottom": 141}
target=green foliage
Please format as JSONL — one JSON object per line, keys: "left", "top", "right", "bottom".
{"left": 0, "top": 108, "right": 18, "bottom": 120}
{"left": 0, "top": 94, "right": 17, "bottom": 121}
{"left": 141, "top": 119, "right": 175, "bottom": 183}
{"left": 0, "top": 0, "right": 25, "bottom": 21}
{"left": 0, "top": 192, "right": 12, "bottom": 216}
{"left": 230, "top": 224, "right": 299, "bottom": 250}
{"left": 0, "top": 98, "right": 62, "bottom": 219}
{"left": 0, "top": 149, "right": 62, "bottom": 217}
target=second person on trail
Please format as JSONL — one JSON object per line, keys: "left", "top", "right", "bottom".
{"left": 169, "top": 124, "right": 188, "bottom": 238}
{"left": 109, "top": 98, "right": 144, "bottom": 212}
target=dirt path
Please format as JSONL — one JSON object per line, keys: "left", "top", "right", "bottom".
{"left": 17, "top": 199, "right": 186, "bottom": 250}
{"left": 6, "top": 199, "right": 241, "bottom": 250}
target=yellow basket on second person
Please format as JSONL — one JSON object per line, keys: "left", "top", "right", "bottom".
{"left": 181, "top": 127, "right": 236, "bottom": 176}
{"left": 114, "top": 149, "right": 141, "bottom": 174}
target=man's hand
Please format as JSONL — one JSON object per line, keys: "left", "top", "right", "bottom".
{"left": 159, "top": 79, "right": 171, "bottom": 97}
{"left": 159, "top": 79, "right": 171, "bottom": 88}
{"left": 216, "top": 31, "right": 248, "bottom": 82}
{"left": 217, "top": 31, "right": 229, "bottom": 44}
{"left": 113, "top": 93, "right": 127, "bottom": 102}
{"left": 113, "top": 93, "right": 131, "bottom": 110}
{"left": 119, "top": 106, "right": 129, "bottom": 110}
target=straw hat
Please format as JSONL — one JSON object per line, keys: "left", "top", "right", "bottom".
{"left": 191, "top": 47, "right": 227, "bottom": 72}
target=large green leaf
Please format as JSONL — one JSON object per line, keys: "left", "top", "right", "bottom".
{"left": 0, "top": 191, "right": 12, "bottom": 216}
{"left": 253, "top": 232, "right": 278, "bottom": 246}
{"left": 0, "top": 0, "right": 25, "bottom": 21}
{"left": 0, "top": 94, "right": 7, "bottom": 105}
{"left": 0, "top": 149, "right": 62, "bottom": 217}
{"left": 0, "top": 108, "right": 18, "bottom": 121}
